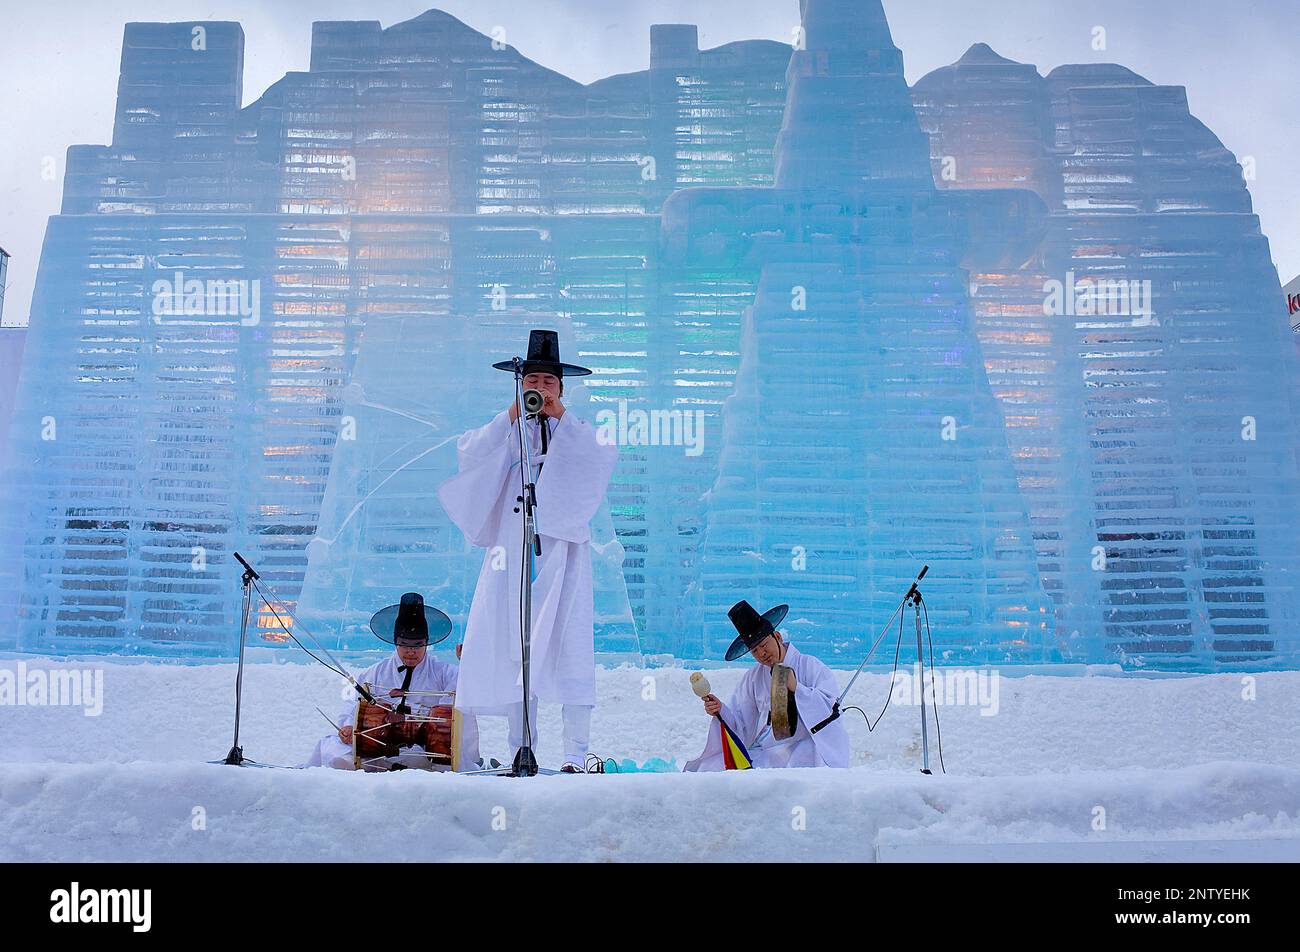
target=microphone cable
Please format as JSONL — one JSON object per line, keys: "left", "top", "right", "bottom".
{"left": 841, "top": 594, "right": 947, "bottom": 774}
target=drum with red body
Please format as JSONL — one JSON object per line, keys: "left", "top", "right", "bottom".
{"left": 351, "top": 686, "right": 460, "bottom": 771}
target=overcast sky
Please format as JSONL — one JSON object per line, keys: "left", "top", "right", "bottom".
{"left": 2, "top": 0, "right": 1296, "bottom": 327}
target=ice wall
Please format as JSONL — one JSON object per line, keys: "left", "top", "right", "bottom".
{"left": 3, "top": 3, "right": 1298, "bottom": 670}
{"left": 674, "top": 0, "right": 1056, "bottom": 663}
{"left": 914, "top": 45, "right": 1300, "bottom": 668}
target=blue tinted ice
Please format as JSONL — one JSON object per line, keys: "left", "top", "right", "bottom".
{"left": 2, "top": 3, "right": 1298, "bottom": 670}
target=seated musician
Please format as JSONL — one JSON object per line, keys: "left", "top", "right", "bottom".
{"left": 685, "top": 600, "right": 849, "bottom": 771}
{"left": 307, "top": 592, "right": 481, "bottom": 770}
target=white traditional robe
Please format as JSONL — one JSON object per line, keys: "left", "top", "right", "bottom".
{"left": 306, "top": 653, "right": 480, "bottom": 770}
{"left": 438, "top": 409, "right": 617, "bottom": 714}
{"left": 684, "top": 644, "right": 850, "bottom": 771}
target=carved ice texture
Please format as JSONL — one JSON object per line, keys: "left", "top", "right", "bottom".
{"left": 912, "top": 42, "right": 1300, "bottom": 667}
{"left": 2, "top": 3, "right": 1298, "bottom": 670}
{"left": 679, "top": 2, "right": 1056, "bottom": 664}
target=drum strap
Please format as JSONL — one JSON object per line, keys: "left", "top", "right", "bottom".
{"left": 395, "top": 664, "right": 415, "bottom": 714}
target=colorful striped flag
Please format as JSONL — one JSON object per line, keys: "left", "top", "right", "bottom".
{"left": 718, "top": 718, "right": 753, "bottom": 771}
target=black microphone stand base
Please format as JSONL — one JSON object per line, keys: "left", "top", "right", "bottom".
{"left": 465, "top": 749, "right": 560, "bottom": 778}
{"left": 511, "top": 746, "right": 539, "bottom": 777}
{"left": 223, "top": 745, "right": 245, "bottom": 766}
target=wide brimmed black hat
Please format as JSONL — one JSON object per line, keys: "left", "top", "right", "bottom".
{"left": 369, "top": 592, "right": 452, "bottom": 646}
{"left": 492, "top": 329, "right": 592, "bottom": 378}
{"left": 724, "top": 599, "right": 790, "bottom": 662}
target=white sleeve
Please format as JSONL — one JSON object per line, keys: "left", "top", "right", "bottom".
{"left": 455, "top": 410, "right": 514, "bottom": 468}
{"left": 533, "top": 414, "right": 618, "bottom": 544}
{"left": 438, "top": 412, "right": 515, "bottom": 547}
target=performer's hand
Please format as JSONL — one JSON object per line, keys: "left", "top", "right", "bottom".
{"left": 787, "top": 669, "right": 797, "bottom": 692}
{"left": 456, "top": 642, "right": 463, "bottom": 659}
{"left": 339, "top": 725, "right": 353, "bottom": 744}
{"left": 542, "top": 392, "right": 565, "bottom": 420}
{"left": 703, "top": 693, "right": 722, "bottom": 717}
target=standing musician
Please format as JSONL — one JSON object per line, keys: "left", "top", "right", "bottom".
{"left": 685, "top": 600, "right": 850, "bottom": 771}
{"left": 438, "top": 329, "right": 618, "bottom": 773}
{"left": 306, "top": 592, "right": 481, "bottom": 770}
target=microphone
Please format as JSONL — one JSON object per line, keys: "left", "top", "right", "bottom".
{"left": 905, "top": 564, "right": 930, "bottom": 602}
{"left": 233, "top": 551, "right": 260, "bottom": 580}
{"left": 523, "top": 388, "right": 550, "bottom": 467}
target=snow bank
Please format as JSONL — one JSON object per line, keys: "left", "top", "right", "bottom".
{"left": 1, "top": 658, "right": 1296, "bottom": 861}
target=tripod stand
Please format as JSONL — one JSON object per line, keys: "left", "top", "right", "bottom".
{"left": 810, "top": 565, "right": 940, "bottom": 774}
{"left": 218, "top": 552, "right": 259, "bottom": 766}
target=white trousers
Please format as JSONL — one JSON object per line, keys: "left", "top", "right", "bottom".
{"left": 507, "top": 700, "right": 592, "bottom": 768}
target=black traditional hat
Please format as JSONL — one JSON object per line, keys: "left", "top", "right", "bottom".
{"left": 369, "top": 592, "right": 453, "bottom": 646}
{"left": 492, "top": 329, "right": 592, "bottom": 378}
{"left": 724, "top": 599, "right": 790, "bottom": 662}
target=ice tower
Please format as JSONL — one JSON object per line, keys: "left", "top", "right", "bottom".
{"left": 914, "top": 46, "right": 1300, "bottom": 667}
{"left": 291, "top": 15, "right": 791, "bottom": 650}
{"left": 681, "top": 0, "right": 1056, "bottom": 662}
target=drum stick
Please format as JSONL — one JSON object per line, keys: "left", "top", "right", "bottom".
{"left": 692, "top": 671, "right": 742, "bottom": 737}
{"left": 315, "top": 706, "right": 341, "bottom": 731}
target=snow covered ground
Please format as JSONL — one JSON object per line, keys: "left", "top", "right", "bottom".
{"left": 1, "top": 655, "right": 1297, "bottom": 862}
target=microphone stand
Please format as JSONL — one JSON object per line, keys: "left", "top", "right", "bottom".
{"left": 910, "top": 585, "right": 934, "bottom": 775}
{"left": 513, "top": 360, "right": 541, "bottom": 777}
{"left": 810, "top": 565, "right": 935, "bottom": 775}
{"left": 220, "top": 551, "right": 259, "bottom": 766}
{"left": 211, "top": 552, "right": 377, "bottom": 768}
{"left": 480, "top": 358, "right": 551, "bottom": 778}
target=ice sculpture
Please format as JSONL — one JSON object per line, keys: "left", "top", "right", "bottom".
{"left": 914, "top": 44, "right": 1300, "bottom": 667}
{"left": 0, "top": 324, "right": 26, "bottom": 631}
{"left": 675, "top": 0, "right": 1056, "bottom": 663}
{"left": 290, "top": 17, "right": 791, "bottom": 651}
{"left": 0, "top": 325, "right": 23, "bottom": 469}
{"left": 296, "top": 316, "right": 639, "bottom": 653}
{"left": 0, "top": 12, "right": 791, "bottom": 655}
{"left": 2, "top": 3, "right": 1298, "bottom": 671}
